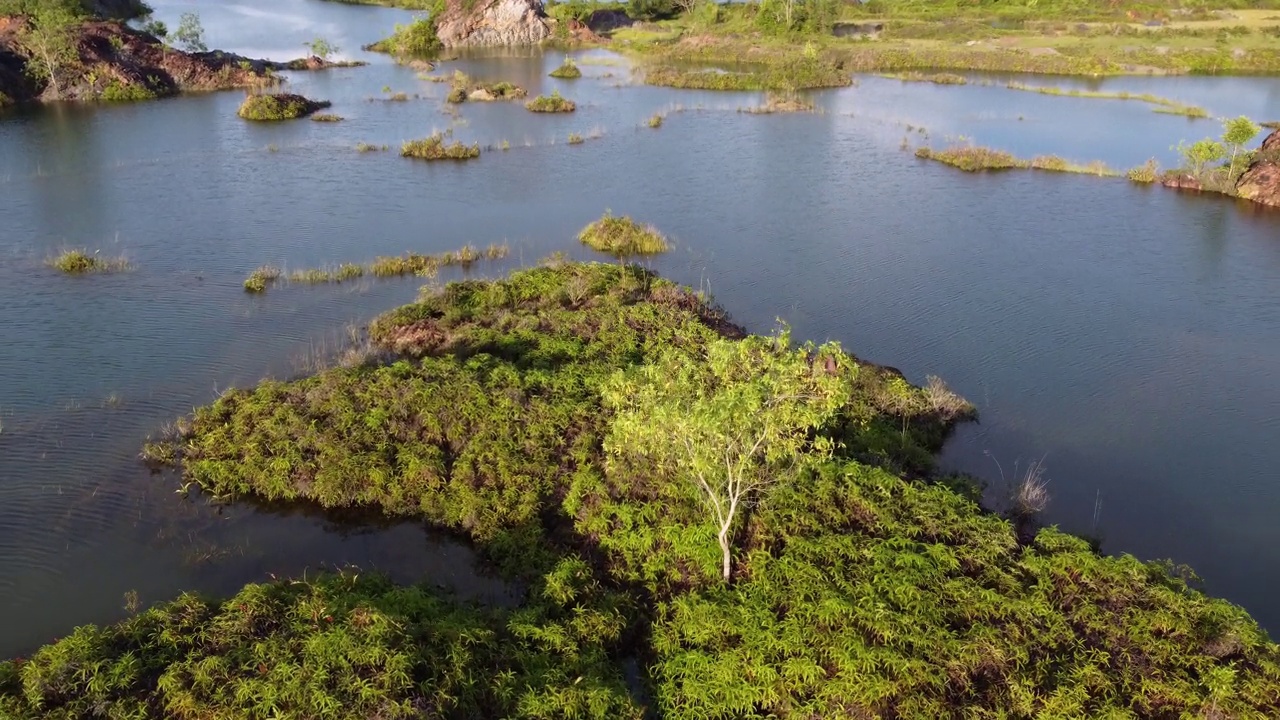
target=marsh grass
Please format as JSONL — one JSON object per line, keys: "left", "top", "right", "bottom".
{"left": 287, "top": 263, "right": 365, "bottom": 285}
{"left": 578, "top": 212, "right": 669, "bottom": 258}
{"left": 916, "top": 145, "right": 1118, "bottom": 177}
{"left": 447, "top": 71, "right": 528, "bottom": 103}
{"left": 356, "top": 142, "right": 389, "bottom": 152}
{"left": 882, "top": 71, "right": 968, "bottom": 85}
{"left": 568, "top": 132, "right": 585, "bottom": 144}
{"left": 1004, "top": 82, "right": 1209, "bottom": 117}
{"left": 243, "top": 265, "right": 282, "bottom": 293}
{"left": 1127, "top": 158, "right": 1160, "bottom": 183}
{"left": 526, "top": 91, "right": 576, "bottom": 113}
{"left": 648, "top": 113, "right": 664, "bottom": 128}
{"left": 310, "top": 113, "right": 344, "bottom": 122}
{"left": 742, "top": 93, "right": 815, "bottom": 114}
{"left": 401, "top": 134, "right": 481, "bottom": 160}
{"left": 549, "top": 57, "right": 583, "bottom": 79}
{"left": 644, "top": 58, "right": 850, "bottom": 92}
{"left": 237, "top": 93, "right": 331, "bottom": 121}
{"left": 48, "top": 249, "right": 130, "bottom": 274}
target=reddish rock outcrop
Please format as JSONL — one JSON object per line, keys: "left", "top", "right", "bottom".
{"left": 1235, "top": 130, "right": 1280, "bottom": 207}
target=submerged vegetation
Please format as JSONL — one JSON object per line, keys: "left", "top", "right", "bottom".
{"left": 8, "top": 259, "right": 1276, "bottom": 717}
{"left": 525, "top": 90, "right": 577, "bottom": 113}
{"left": 46, "top": 249, "right": 130, "bottom": 274}
{"left": 236, "top": 93, "right": 331, "bottom": 121}
{"left": 1004, "top": 81, "right": 1210, "bottom": 117}
{"left": 400, "top": 134, "right": 481, "bottom": 160}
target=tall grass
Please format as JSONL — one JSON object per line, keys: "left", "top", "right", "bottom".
{"left": 400, "top": 134, "right": 481, "bottom": 160}
{"left": 578, "top": 212, "right": 670, "bottom": 258}
{"left": 47, "top": 249, "right": 130, "bottom": 274}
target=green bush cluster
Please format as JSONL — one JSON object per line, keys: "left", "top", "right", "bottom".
{"left": 525, "top": 90, "right": 576, "bottom": 112}
{"left": 367, "top": 15, "right": 442, "bottom": 57}
{"left": 9, "top": 262, "right": 1278, "bottom": 718}
{"left": 236, "top": 93, "right": 330, "bottom": 121}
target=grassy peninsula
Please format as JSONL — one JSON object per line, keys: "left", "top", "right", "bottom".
{"left": 4, "top": 258, "right": 1278, "bottom": 718}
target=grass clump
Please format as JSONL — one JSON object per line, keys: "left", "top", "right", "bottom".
{"left": 647, "top": 113, "right": 664, "bottom": 128}
{"left": 237, "top": 93, "right": 331, "bottom": 121}
{"left": 446, "top": 71, "right": 528, "bottom": 103}
{"left": 310, "top": 113, "right": 344, "bottom": 122}
{"left": 355, "top": 142, "right": 389, "bottom": 152}
{"left": 526, "top": 90, "right": 576, "bottom": 113}
{"left": 243, "top": 265, "right": 281, "bottom": 293}
{"left": 567, "top": 132, "right": 585, "bottom": 144}
{"left": 287, "top": 263, "right": 365, "bottom": 285}
{"left": 549, "top": 57, "right": 583, "bottom": 79}
{"left": 47, "top": 249, "right": 130, "bottom": 274}
{"left": 578, "top": 212, "right": 669, "bottom": 258}
{"left": 400, "top": 134, "right": 481, "bottom": 161}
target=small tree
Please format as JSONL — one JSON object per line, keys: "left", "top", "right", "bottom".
{"left": 139, "top": 16, "right": 168, "bottom": 40}
{"left": 173, "top": 11, "right": 207, "bottom": 53}
{"left": 305, "top": 37, "right": 339, "bottom": 60}
{"left": 602, "top": 332, "right": 850, "bottom": 583}
{"left": 1221, "top": 115, "right": 1261, "bottom": 174}
{"left": 1177, "top": 138, "right": 1226, "bottom": 178}
{"left": 22, "top": 3, "right": 81, "bottom": 100}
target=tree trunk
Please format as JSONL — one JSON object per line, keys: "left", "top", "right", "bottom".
{"left": 718, "top": 524, "right": 732, "bottom": 582}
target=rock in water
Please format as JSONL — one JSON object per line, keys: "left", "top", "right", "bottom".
{"left": 434, "top": 0, "right": 550, "bottom": 47}
{"left": 1235, "top": 130, "right": 1280, "bottom": 207}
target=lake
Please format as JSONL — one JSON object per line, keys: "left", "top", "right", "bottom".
{"left": 0, "top": 0, "right": 1277, "bottom": 656}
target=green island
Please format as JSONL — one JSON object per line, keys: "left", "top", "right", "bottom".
{"left": 4, "top": 254, "right": 1279, "bottom": 717}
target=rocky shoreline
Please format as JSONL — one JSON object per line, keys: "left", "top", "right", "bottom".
{"left": 0, "top": 16, "right": 362, "bottom": 106}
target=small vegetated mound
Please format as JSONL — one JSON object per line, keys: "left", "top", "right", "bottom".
{"left": 237, "top": 93, "right": 331, "bottom": 121}
{"left": 47, "top": 249, "right": 130, "bottom": 274}
{"left": 445, "top": 71, "right": 527, "bottom": 103}
{"left": 310, "top": 113, "right": 344, "bottom": 122}
{"left": 567, "top": 132, "right": 584, "bottom": 144}
{"left": 355, "top": 142, "right": 389, "bottom": 152}
{"left": 647, "top": 113, "right": 663, "bottom": 128}
{"left": 884, "top": 71, "right": 968, "bottom": 85}
{"left": 526, "top": 90, "right": 576, "bottom": 113}
{"left": 401, "top": 134, "right": 481, "bottom": 160}
{"left": 577, "top": 212, "right": 669, "bottom": 258}
{"left": 743, "top": 92, "right": 814, "bottom": 114}
{"left": 243, "top": 265, "right": 282, "bottom": 293}
{"left": 549, "top": 57, "right": 582, "bottom": 79}
{"left": 917, "top": 145, "right": 1118, "bottom": 176}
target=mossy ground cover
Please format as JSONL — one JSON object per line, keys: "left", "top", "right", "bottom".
{"left": 6, "top": 262, "right": 1279, "bottom": 718}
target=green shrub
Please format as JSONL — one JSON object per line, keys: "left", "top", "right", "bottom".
{"left": 368, "top": 15, "right": 441, "bottom": 56}
{"left": 400, "top": 134, "right": 481, "bottom": 160}
{"left": 1127, "top": 158, "right": 1160, "bottom": 183}
{"left": 243, "top": 264, "right": 281, "bottom": 293}
{"left": 526, "top": 90, "right": 576, "bottom": 113}
{"left": 99, "top": 79, "right": 158, "bottom": 102}
{"left": 237, "top": 93, "right": 330, "bottom": 121}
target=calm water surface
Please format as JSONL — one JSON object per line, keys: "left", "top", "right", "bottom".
{"left": 1, "top": 0, "right": 1278, "bottom": 655}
